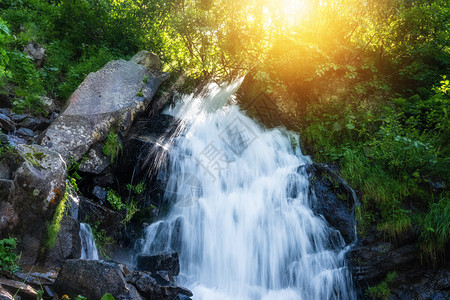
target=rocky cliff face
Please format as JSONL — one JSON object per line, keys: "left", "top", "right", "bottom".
{"left": 0, "top": 51, "right": 195, "bottom": 300}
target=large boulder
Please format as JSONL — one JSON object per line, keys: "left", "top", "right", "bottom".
{"left": 130, "top": 51, "right": 162, "bottom": 71}
{"left": 40, "top": 55, "right": 169, "bottom": 163}
{"left": 347, "top": 227, "right": 450, "bottom": 299}
{"left": 53, "top": 259, "right": 129, "bottom": 299}
{"left": 126, "top": 271, "right": 193, "bottom": 300}
{"left": 136, "top": 252, "right": 180, "bottom": 276}
{"left": 0, "top": 144, "right": 66, "bottom": 265}
{"left": 0, "top": 113, "right": 15, "bottom": 133}
{"left": 41, "top": 214, "right": 81, "bottom": 268}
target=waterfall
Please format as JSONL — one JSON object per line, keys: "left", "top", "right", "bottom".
{"left": 138, "top": 81, "right": 355, "bottom": 299}
{"left": 80, "top": 223, "right": 99, "bottom": 260}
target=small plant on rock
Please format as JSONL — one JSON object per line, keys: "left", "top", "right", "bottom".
{"left": 102, "top": 130, "right": 122, "bottom": 164}
{"left": 0, "top": 237, "right": 20, "bottom": 274}
{"left": 365, "top": 271, "right": 397, "bottom": 299}
{"left": 106, "top": 188, "right": 125, "bottom": 211}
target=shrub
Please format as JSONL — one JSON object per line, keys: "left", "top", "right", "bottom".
{"left": 102, "top": 130, "right": 122, "bottom": 164}
{"left": 419, "top": 196, "right": 450, "bottom": 262}
{"left": 0, "top": 237, "right": 20, "bottom": 274}
{"left": 90, "top": 221, "right": 113, "bottom": 259}
{"left": 106, "top": 189, "right": 125, "bottom": 211}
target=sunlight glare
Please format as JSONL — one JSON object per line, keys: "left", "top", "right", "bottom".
{"left": 281, "top": 0, "right": 309, "bottom": 17}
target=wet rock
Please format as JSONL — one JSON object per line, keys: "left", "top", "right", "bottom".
{"left": 92, "top": 185, "right": 108, "bottom": 202}
{"left": 78, "top": 197, "right": 122, "bottom": 242}
{"left": 94, "top": 173, "right": 115, "bottom": 187}
{"left": 118, "top": 114, "right": 180, "bottom": 207}
{"left": 53, "top": 259, "right": 128, "bottom": 299}
{"left": 126, "top": 271, "right": 193, "bottom": 300}
{"left": 347, "top": 226, "right": 450, "bottom": 299}
{"left": 136, "top": 252, "right": 180, "bottom": 276}
{"left": 306, "top": 163, "right": 357, "bottom": 243}
{"left": 41, "top": 215, "right": 81, "bottom": 268}
{"left": 0, "top": 114, "right": 15, "bottom": 133}
{"left": 116, "top": 283, "right": 144, "bottom": 300}
{"left": 40, "top": 56, "right": 169, "bottom": 162}
{"left": 347, "top": 240, "right": 419, "bottom": 284}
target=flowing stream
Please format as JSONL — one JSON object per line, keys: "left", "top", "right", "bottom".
{"left": 79, "top": 223, "right": 99, "bottom": 260}
{"left": 138, "top": 81, "right": 355, "bottom": 299}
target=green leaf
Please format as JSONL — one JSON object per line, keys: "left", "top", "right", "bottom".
{"left": 101, "top": 293, "right": 115, "bottom": 300}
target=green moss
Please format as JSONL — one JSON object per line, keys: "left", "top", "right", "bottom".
{"left": 23, "top": 146, "right": 47, "bottom": 169}
{"left": 44, "top": 185, "right": 69, "bottom": 248}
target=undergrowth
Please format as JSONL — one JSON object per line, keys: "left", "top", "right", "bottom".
{"left": 0, "top": 237, "right": 20, "bottom": 274}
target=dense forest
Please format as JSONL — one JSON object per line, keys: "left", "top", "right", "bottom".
{"left": 0, "top": 0, "right": 448, "bottom": 278}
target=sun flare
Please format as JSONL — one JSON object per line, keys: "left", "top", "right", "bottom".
{"left": 280, "top": 0, "right": 309, "bottom": 16}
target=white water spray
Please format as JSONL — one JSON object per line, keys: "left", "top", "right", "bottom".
{"left": 80, "top": 223, "right": 99, "bottom": 260}
{"left": 139, "top": 81, "right": 355, "bottom": 299}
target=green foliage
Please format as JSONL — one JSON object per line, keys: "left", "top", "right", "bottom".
{"left": 136, "top": 90, "right": 144, "bottom": 97}
{"left": 0, "top": 237, "right": 20, "bottom": 274}
{"left": 365, "top": 271, "right": 397, "bottom": 299}
{"left": 57, "top": 47, "right": 120, "bottom": 100}
{"left": 0, "top": 17, "right": 11, "bottom": 84}
{"left": 102, "top": 130, "right": 122, "bottom": 164}
{"left": 67, "top": 157, "right": 86, "bottom": 193}
{"left": 90, "top": 221, "right": 113, "bottom": 259}
{"left": 106, "top": 187, "right": 139, "bottom": 224}
{"left": 303, "top": 75, "right": 449, "bottom": 241}
{"left": 106, "top": 189, "right": 125, "bottom": 211}
{"left": 126, "top": 182, "right": 146, "bottom": 195}
{"left": 122, "top": 200, "right": 139, "bottom": 225}
{"left": 419, "top": 196, "right": 450, "bottom": 262}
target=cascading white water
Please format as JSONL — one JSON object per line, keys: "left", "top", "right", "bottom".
{"left": 139, "top": 81, "right": 355, "bottom": 299}
{"left": 79, "top": 223, "right": 99, "bottom": 260}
